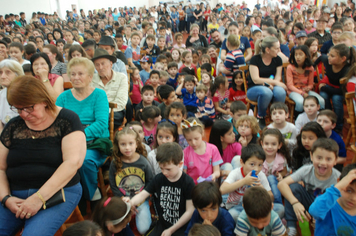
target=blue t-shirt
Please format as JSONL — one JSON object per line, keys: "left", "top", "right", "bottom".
{"left": 280, "top": 44, "right": 290, "bottom": 58}
{"left": 139, "top": 70, "right": 150, "bottom": 84}
{"left": 185, "top": 208, "right": 235, "bottom": 236}
{"left": 320, "top": 40, "right": 334, "bottom": 55}
{"left": 309, "top": 186, "right": 356, "bottom": 236}
{"left": 181, "top": 87, "right": 197, "bottom": 107}
{"left": 221, "top": 36, "right": 251, "bottom": 54}
{"left": 330, "top": 130, "right": 346, "bottom": 157}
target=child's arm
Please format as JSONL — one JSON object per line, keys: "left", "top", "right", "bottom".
{"left": 162, "top": 200, "right": 195, "bottom": 236}
{"left": 125, "top": 190, "right": 150, "bottom": 208}
{"left": 212, "top": 165, "right": 220, "bottom": 181}
{"left": 244, "top": 48, "right": 252, "bottom": 62}
{"left": 220, "top": 171, "right": 258, "bottom": 195}
{"left": 278, "top": 176, "right": 311, "bottom": 222}
{"left": 310, "top": 169, "right": 356, "bottom": 221}
{"left": 176, "top": 80, "right": 184, "bottom": 95}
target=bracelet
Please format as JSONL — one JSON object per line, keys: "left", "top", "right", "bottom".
{"left": 42, "top": 79, "right": 49, "bottom": 83}
{"left": 292, "top": 201, "right": 300, "bottom": 206}
{"left": 1, "top": 195, "right": 12, "bottom": 208}
{"left": 36, "top": 191, "right": 47, "bottom": 210}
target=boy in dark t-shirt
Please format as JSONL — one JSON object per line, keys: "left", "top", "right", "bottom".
{"left": 124, "top": 142, "right": 195, "bottom": 236}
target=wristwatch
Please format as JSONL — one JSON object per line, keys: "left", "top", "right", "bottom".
{"left": 42, "top": 79, "right": 49, "bottom": 83}
{"left": 1, "top": 195, "right": 12, "bottom": 208}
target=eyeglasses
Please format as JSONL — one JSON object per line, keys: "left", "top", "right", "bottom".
{"left": 10, "top": 105, "right": 35, "bottom": 114}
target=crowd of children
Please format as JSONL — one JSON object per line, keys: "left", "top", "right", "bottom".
{"left": 1, "top": 1, "right": 356, "bottom": 236}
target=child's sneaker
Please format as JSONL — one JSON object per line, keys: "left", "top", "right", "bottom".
{"left": 257, "top": 116, "right": 266, "bottom": 129}
{"left": 287, "top": 227, "right": 297, "bottom": 236}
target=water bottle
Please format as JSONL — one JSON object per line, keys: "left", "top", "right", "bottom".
{"left": 299, "top": 216, "right": 311, "bottom": 236}
{"left": 251, "top": 170, "right": 258, "bottom": 186}
{"left": 269, "top": 75, "right": 274, "bottom": 80}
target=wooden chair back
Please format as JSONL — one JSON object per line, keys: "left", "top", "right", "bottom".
{"left": 345, "top": 91, "right": 356, "bottom": 148}
{"left": 109, "top": 102, "right": 117, "bottom": 142}
{"left": 63, "top": 82, "right": 73, "bottom": 90}
{"left": 239, "top": 65, "right": 258, "bottom": 117}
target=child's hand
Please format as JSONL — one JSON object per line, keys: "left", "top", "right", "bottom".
{"left": 335, "top": 169, "right": 356, "bottom": 192}
{"left": 292, "top": 202, "right": 311, "bottom": 223}
{"left": 161, "top": 228, "right": 173, "bottom": 236}
{"left": 203, "top": 219, "right": 212, "bottom": 225}
{"left": 276, "top": 172, "right": 283, "bottom": 182}
{"left": 238, "top": 136, "right": 248, "bottom": 147}
{"left": 243, "top": 171, "right": 260, "bottom": 186}
{"left": 195, "top": 112, "right": 202, "bottom": 118}
{"left": 121, "top": 197, "right": 130, "bottom": 203}
{"left": 298, "top": 181, "right": 305, "bottom": 187}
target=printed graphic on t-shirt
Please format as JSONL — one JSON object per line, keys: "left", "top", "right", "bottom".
{"left": 145, "top": 134, "right": 154, "bottom": 146}
{"left": 115, "top": 167, "right": 145, "bottom": 198}
{"left": 305, "top": 182, "right": 324, "bottom": 197}
{"left": 160, "top": 186, "right": 182, "bottom": 225}
{"left": 283, "top": 132, "right": 292, "bottom": 139}
{"left": 227, "top": 185, "right": 247, "bottom": 206}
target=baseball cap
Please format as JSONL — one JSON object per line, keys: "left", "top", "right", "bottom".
{"left": 295, "top": 30, "right": 307, "bottom": 38}
{"left": 140, "top": 56, "right": 153, "bottom": 63}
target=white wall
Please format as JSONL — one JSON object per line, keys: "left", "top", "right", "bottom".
{"left": 0, "top": 0, "right": 53, "bottom": 21}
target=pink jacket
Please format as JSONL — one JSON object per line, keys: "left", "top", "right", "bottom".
{"left": 262, "top": 153, "right": 285, "bottom": 176}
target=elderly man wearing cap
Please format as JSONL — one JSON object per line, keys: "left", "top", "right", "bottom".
{"left": 307, "top": 16, "right": 332, "bottom": 44}
{"left": 98, "top": 36, "right": 128, "bottom": 77}
{"left": 91, "top": 49, "right": 128, "bottom": 129}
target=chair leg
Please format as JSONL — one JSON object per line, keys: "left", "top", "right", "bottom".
{"left": 98, "top": 167, "right": 107, "bottom": 198}
{"left": 345, "top": 129, "right": 352, "bottom": 148}
{"left": 290, "top": 104, "right": 294, "bottom": 123}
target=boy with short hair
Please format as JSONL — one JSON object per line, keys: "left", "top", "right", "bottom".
{"left": 158, "top": 84, "right": 177, "bottom": 118}
{"left": 139, "top": 56, "right": 153, "bottom": 84}
{"left": 320, "top": 23, "right": 343, "bottom": 55}
{"left": 278, "top": 138, "right": 341, "bottom": 236}
{"left": 93, "top": 30, "right": 101, "bottom": 46}
{"left": 228, "top": 101, "right": 248, "bottom": 135}
{"left": 235, "top": 187, "right": 286, "bottom": 236}
{"left": 156, "top": 55, "right": 168, "bottom": 70}
{"left": 115, "top": 33, "right": 127, "bottom": 51}
{"left": 135, "top": 84, "right": 160, "bottom": 112}
{"left": 159, "top": 70, "right": 169, "bottom": 85}
{"left": 220, "top": 144, "right": 284, "bottom": 222}
{"left": 250, "top": 27, "right": 262, "bottom": 52}
{"left": 154, "top": 62, "right": 164, "bottom": 71}
{"left": 176, "top": 75, "right": 198, "bottom": 118}
{"left": 126, "top": 142, "right": 195, "bottom": 236}
{"left": 267, "top": 102, "right": 297, "bottom": 149}
{"left": 185, "top": 182, "right": 235, "bottom": 236}
{"left": 218, "top": 34, "right": 246, "bottom": 84}
{"left": 309, "top": 163, "right": 356, "bottom": 235}
{"left": 195, "top": 84, "right": 215, "bottom": 126}
{"left": 317, "top": 109, "right": 346, "bottom": 171}
{"left": 167, "top": 62, "right": 179, "bottom": 89}
{"left": 144, "top": 34, "right": 160, "bottom": 63}
{"left": 125, "top": 32, "right": 141, "bottom": 68}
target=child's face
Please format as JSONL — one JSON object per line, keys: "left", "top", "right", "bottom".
{"left": 159, "top": 161, "right": 183, "bottom": 182}
{"left": 247, "top": 213, "right": 271, "bottom": 231}
{"left": 261, "top": 134, "right": 282, "bottom": 158}
{"left": 146, "top": 38, "right": 155, "bottom": 47}
{"left": 196, "top": 90, "right": 206, "bottom": 100}
{"left": 168, "top": 108, "right": 184, "bottom": 125}
{"left": 185, "top": 81, "right": 195, "bottom": 93}
{"left": 131, "top": 125, "right": 145, "bottom": 141}
{"left": 64, "top": 49, "right": 70, "bottom": 61}
{"left": 232, "top": 110, "right": 247, "bottom": 121}
{"left": 339, "top": 182, "right": 356, "bottom": 211}
{"left": 201, "top": 58, "right": 210, "bottom": 65}
{"left": 301, "top": 130, "right": 318, "bottom": 151}
{"left": 118, "top": 134, "right": 137, "bottom": 158}
{"left": 242, "top": 27, "right": 250, "bottom": 37}
{"left": 150, "top": 74, "right": 160, "bottom": 86}
{"left": 208, "top": 47, "right": 217, "bottom": 58}
{"left": 234, "top": 73, "right": 243, "bottom": 87}
{"left": 223, "top": 78, "right": 229, "bottom": 90}
{"left": 168, "top": 67, "right": 178, "bottom": 76}
{"left": 164, "top": 91, "right": 177, "bottom": 105}
{"left": 294, "top": 49, "right": 306, "bottom": 65}
{"left": 155, "top": 64, "right": 164, "bottom": 71}
{"left": 241, "top": 156, "right": 264, "bottom": 176}
{"left": 296, "top": 37, "right": 307, "bottom": 46}
{"left": 328, "top": 49, "right": 343, "bottom": 65}
{"left": 131, "top": 35, "right": 140, "bottom": 46}
{"left": 339, "top": 38, "right": 353, "bottom": 47}
{"left": 303, "top": 99, "right": 320, "bottom": 116}
{"left": 159, "top": 29, "right": 166, "bottom": 36}
{"left": 184, "top": 130, "right": 203, "bottom": 150}
{"left": 142, "top": 90, "right": 154, "bottom": 105}
{"left": 94, "top": 33, "right": 101, "bottom": 41}
{"left": 157, "top": 128, "right": 174, "bottom": 146}
{"left": 57, "top": 43, "right": 64, "bottom": 53}
{"left": 310, "top": 147, "right": 337, "bottom": 178}
{"left": 116, "top": 37, "right": 124, "bottom": 48}
{"left": 153, "top": 115, "right": 162, "bottom": 124}
{"left": 160, "top": 59, "right": 168, "bottom": 67}
{"left": 176, "top": 35, "right": 183, "bottom": 44}
{"left": 271, "top": 109, "right": 287, "bottom": 124}
{"left": 141, "top": 61, "right": 150, "bottom": 71}
{"left": 201, "top": 73, "right": 211, "bottom": 85}
{"left": 184, "top": 53, "right": 192, "bottom": 64}
{"left": 159, "top": 76, "right": 168, "bottom": 85}
{"left": 9, "top": 47, "right": 22, "bottom": 61}
{"left": 197, "top": 204, "right": 219, "bottom": 224}
{"left": 158, "top": 38, "right": 166, "bottom": 47}
{"left": 221, "top": 126, "right": 235, "bottom": 144}
{"left": 306, "top": 21, "right": 313, "bottom": 29}
{"left": 133, "top": 69, "right": 140, "bottom": 80}
{"left": 238, "top": 121, "right": 252, "bottom": 137}
{"left": 317, "top": 115, "right": 336, "bottom": 133}
{"left": 172, "top": 50, "right": 180, "bottom": 61}
{"left": 192, "top": 53, "right": 199, "bottom": 64}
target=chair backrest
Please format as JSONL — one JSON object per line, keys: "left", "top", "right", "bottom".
{"left": 239, "top": 65, "right": 249, "bottom": 94}
{"left": 109, "top": 102, "right": 117, "bottom": 142}
{"left": 63, "top": 81, "right": 73, "bottom": 90}
{"left": 282, "top": 62, "right": 289, "bottom": 83}
{"left": 345, "top": 91, "right": 356, "bottom": 144}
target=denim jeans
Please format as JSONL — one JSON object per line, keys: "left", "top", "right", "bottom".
{"left": 136, "top": 200, "right": 152, "bottom": 235}
{"left": 285, "top": 183, "right": 315, "bottom": 229}
{"left": 247, "top": 86, "right": 286, "bottom": 117}
{"left": 289, "top": 91, "right": 325, "bottom": 112}
{"left": 79, "top": 149, "right": 107, "bottom": 200}
{"left": 186, "top": 17, "right": 195, "bottom": 33}
{"left": 319, "top": 86, "right": 344, "bottom": 130}
{"left": 267, "top": 175, "right": 283, "bottom": 204}
{"left": 0, "top": 183, "right": 82, "bottom": 236}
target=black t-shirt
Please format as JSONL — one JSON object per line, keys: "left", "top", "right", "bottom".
{"left": 0, "top": 108, "right": 83, "bottom": 190}
{"left": 145, "top": 172, "right": 195, "bottom": 234}
{"left": 194, "top": 9, "right": 202, "bottom": 20}
{"left": 247, "top": 54, "right": 283, "bottom": 88}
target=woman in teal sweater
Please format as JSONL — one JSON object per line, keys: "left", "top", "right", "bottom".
{"left": 56, "top": 57, "right": 110, "bottom": 201}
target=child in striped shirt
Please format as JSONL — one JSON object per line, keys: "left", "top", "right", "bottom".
{"left": 195, "top": 84, "right": 215, "bottom": 126}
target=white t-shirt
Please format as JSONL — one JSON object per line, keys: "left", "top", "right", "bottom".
{"left": 295, "top": 112, "right": 319, "bottom": 134}
{"left": 267, "top": 122, "right": 297, "bottom": 149}
{"left": 0, "top": 88, "right": 18, "bottom": 125}
{"left": 224, "top": 167, "right": 271, "bottom": 209}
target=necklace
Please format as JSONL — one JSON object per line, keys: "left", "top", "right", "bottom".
{"left": 30, "top": 129, "right": 43, "bottom": 139}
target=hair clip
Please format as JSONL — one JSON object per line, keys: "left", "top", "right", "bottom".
{"left": 107, "top": 201, "right": 131, "bottom": 225}
{"left": 180, "top": 119, "right": 202, "bottom": 129}
{"left": 159, "top": 119, "right": 176, "bottom": 126}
